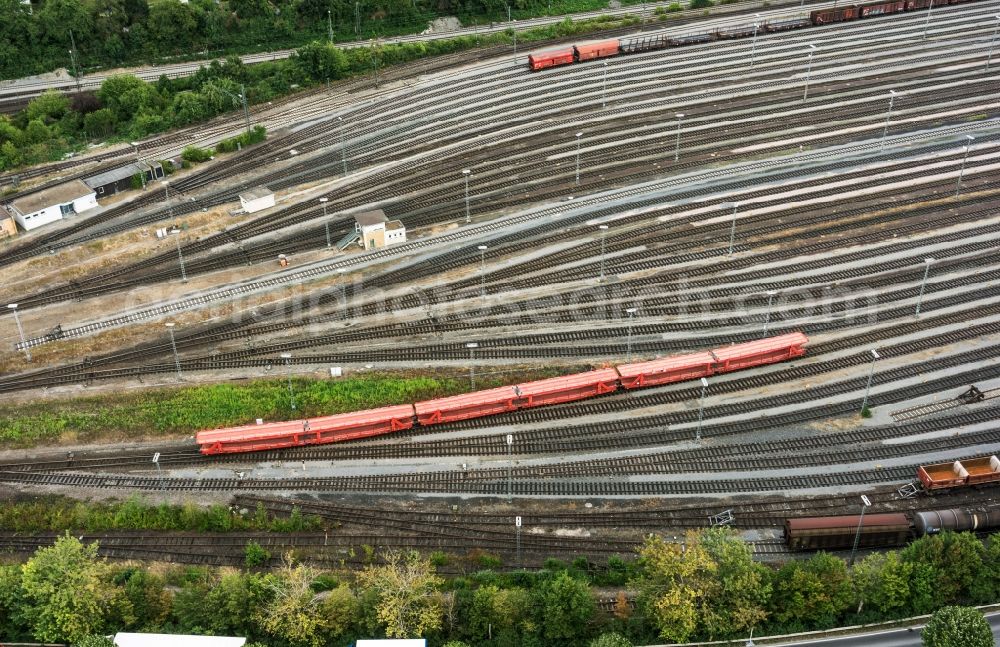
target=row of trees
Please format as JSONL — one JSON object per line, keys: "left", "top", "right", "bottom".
{"left": 0, "top": 0, "right": 616, "bottom": 80}
{"left": 1, "top": 528, "right": 999, "bottom": 646}
{"left": 0, "top": 11, "right": 629, "bottom": 174}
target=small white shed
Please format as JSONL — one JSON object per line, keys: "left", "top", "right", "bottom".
{"left": 239, "top": 186, "right": 275, "bottom": 213}
{"left": 113, "top": 633, "right": 246, "bottom": 647}
{"left": 7, "top": 179, "right": 97, "bottom": 231}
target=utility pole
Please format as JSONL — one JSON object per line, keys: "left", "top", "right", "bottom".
{"left": 355, "top": 0, "right": 360, "bottom": 38}
{"left": 674, "top": 113, "right": 684, "bottom": 161}
{"left": 7, "top": 304, "right": 31, "bottom": 362}
{"left": 575, "top": 132, "right": 583, "bottom": 185}
{"left": 860, "top": 349, "right": 880, "bottom": 414}
{"left": 240, "top": 84, "right": 251, "bottom": 135}
{"left": 763, "top": 290, "right": 777, "bottom": 335}
{"left": 988, "top": 15, "right": 1000, "bottom": 69}
{"left": 598, "top": 224, "right": 609, "bottom": 281}
{"left": 880, "top": 90, "right": 897, "bottom": 152}
{"left": 506, "top": 433, "right": 513, "bottom": 503}
{"left": 338, "top": 116, "right": 348, "bottom": 176}
{"left": 321, "top": 197, "right": 330, "bottom": 248}
{"left": 803, "top": 44, "right": 817, "bottom": 101}
{"left": 328, "top": 9, "right": 334, "bottom": 43}
{"left": 165, "top": 322, "right": 182, "bottom": 379}
{"left": 462, "top": 169, "right": 471, "bottom": 223}
{"left": 923, "top": 0, "right": 935, "bottom": 39}
{"left": 915, "top": 258, "right": 935, "bottom": 315}
{"left": 696, "top": 377, "right": 708, "bottom": 442}
{"left": 68, "top": 30, "right": 83, "bottom": 94}
{"left": 478, "top": 244, "right": 488, "bottom": 301}
{"left": 466, "top": 342, "right": 478, "bottom": 389}
{"left": 171, "top": 228, "right": 188, "bottom": 283}
{"left": 281, "top": 353, "right": 296, "bottom": 411}
{"left": 955, "top": 135, "right": 975, "bottom": 196}
{"left": 728, "top": 203, "right": 738, "bottom": 255}
{"left": 849, "top": 495, "right": 871, "bottom": 566}
{"left": 625, "top": 307, "right": 637, "bottom": 362}
{"left": 749, "top": 14, "right": 761, "bottom": 68}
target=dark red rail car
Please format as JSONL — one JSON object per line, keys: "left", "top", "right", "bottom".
{"left": 197, "top": 404, "right": 416, "bottom": 454}
{"left": 785, "top": 514, "right": 911, "bottom": 550}
{"left": 858, "top": 0, "right": 905, "bottom": 16}
{"left": 918, "top": 455, "right": 1000, "bottom": 492}
{"left": 710, "top": 332, "right": 808, "bottom": 373}
{"left": 528, "top": 47, "right": 575, "bottom": 71}
{"left": 810, "top": 5, "right": 859, "bottom": 23}
{"left": 574, "top": 39, "right": 621, "bottom": 62}
{"left": 617, "top": 352, "right": 715, "bottom": 389}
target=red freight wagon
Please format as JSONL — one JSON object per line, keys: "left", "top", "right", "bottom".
{"left": 197, "top": 405, "right": 416, "bottom": 454}
{"left": 858, "top": 0, "right": 904, "bottom": 15}
{"left": 919, "top": 455, "right": 1000, "bottom": 491}
{"left": 904, "top": 0, "right": 932, "bottom": 8}
{"left": 710, "top": 332, "right": 808, "bottom": 373}
{"left": 528, "top": 47, "right": 575, "bottom": 71}
{"left": 514, "top": 369, "right": 619, "bottom": 407}
{"left": 415, "top": 387, "right": 519, "bottom": 426}
{"left": 616, "top": 352, "right": 715, "bottom": 389}
{"left": 574, "top": 39, "right": 621, "bottom": 62}
{"left": 810, "top": 6, "right": 859, "bottom": 23}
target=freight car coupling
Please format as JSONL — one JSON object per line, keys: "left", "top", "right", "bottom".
{"left": 196, "top": 333, "right": 808, "bottom": 454}
{"left": 957, "top": 385, "right": 985, "bottom": 404}
{"left": 526, "top": 0, "right": 984, "bottom": 71}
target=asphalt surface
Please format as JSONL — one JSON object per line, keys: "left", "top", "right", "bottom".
{"left": 768, "top": 611, "right": 1000, "bottom": 646}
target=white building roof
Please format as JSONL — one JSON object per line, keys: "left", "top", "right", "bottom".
{"left": 240, "top": 186, "right": 273, "bottom": 201}
{"left": 9, "top": 180, "right": 94, "bottom": 216}
{"left": 114, "top": 633, "right": 246, "bottom": 647}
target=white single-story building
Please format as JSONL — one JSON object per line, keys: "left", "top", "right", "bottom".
{"left": 355, "top": 209, "right": 407, "bottom": 250}
{"left": 114, "top": 633, "right": 245, "bottom": 647}
{"left": 6, "top": 179, "right": 97, "bottom": 231}
{"left": 239, "top": 186, "right": 275, "bottom": 213}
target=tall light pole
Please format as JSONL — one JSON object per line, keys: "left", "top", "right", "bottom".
{"left": 598, "top": 224, "right": 609, "bottom": 281}
{"left": 7, "top": 304, "right": 30, "bottom": 362}
{"left": 328, "top": 9, "right": 334, "bottom": 42}
{"left": 170, "top": 227, "right": 188, "bottom": 283}
{"left": 879, "top": 90, "right": 897, "bottom": 153}
{"left": 337, "top": 116, "right": 348, "bottom": 176}
{"left": 849, "top": 495, "right": 872, "bottom": 567}
{"left": 467, "top": 342, "right": 479, "bottom": 389}
{"left": 477, "top": 244, "right": 488, "bottom": 301}
{"left": 462, "top": 169, "right": 471, "bottom": 223}
{"left": 165, "top": 322, "right": 182, "bottom": 380}
{"left": 923, "top": 0, "right": 935, "bottom": 39}
{"left": 625, "top": 307, "right": 637, "bottom": 362}
{"left": 162, "top": 180, "right": 171, "bottom": 221}
{"left": 280, "top": 352, "right": 296, "bottom": 411}
{"left": 601, "top": 61, "right": 608, "bottom": 109}
{"left": 131, "top": 141, "right": 145, "bottom": 188}
{"left": 988, "top": 15, "right": 1000, "bottom": 70}
{"left": 355, "top": 0, "right": 360, "bottom": 38}
{"left": 673, "top": 113, "right": 685, "bottom": 161}
{"left": 506, "top": 433, "right": 513, "bottom": 503}
{"left": 728, "top": 202, "right": 738, "bottom": 256}
{"left": 803, "top": 44, "right": 817, "bottom": 101}
{"left": 763, "top": 289, "right": 777, "bottom": 335}
{"left": 915, "top": 258, "right": 935, "bottom": 315}
{"left": 860, "top": 349, "right": 880, "bottom": 415}
{"left": 955, "top": 135, "right": 975, "bottom": 196}
{"left": 695, "top": 377, "right": 709, "bottom": 442}
{"left": 370, "top": 39, "right": 379, "bottom": 89}
{"left": 574, "top": 132, "right": 583, "bottom": 186}
{"left": 68, "top": 30, "right": 83, "bottom": 94}
{"left": 750, "top": 14, "right": 761, "bottom": 68}
{"left": 320, "top": 197, "right": 331, "bottom": 248}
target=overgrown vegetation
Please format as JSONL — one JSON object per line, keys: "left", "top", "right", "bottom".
{"left": 2, "top": 527, "right": 999, "bottom": 646}
{"left": 0, "top": 369, "right": 560, "bottom": 447}
{"left": 0, "top": 496, "right": 323, "bottom": 533}
{"left": 0, "top": 10, "right": 644, "bottom": 172}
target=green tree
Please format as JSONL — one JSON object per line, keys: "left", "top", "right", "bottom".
{"left": 255, "top": 558, "right": 334, "bottom": 647}
{"left": 632, "top": 531, "right": 717, "bottom": 643}
{"left": 74, "top": 636, "right": 116, "bottom": 647}
{"left": 83, "top": 108, "right": 117, "bottom": 138}
{"left": 538, "top": 571, "right": 595, "bottom": 644}
{"left": 770, "top": 552, "right": 852, "bottom": 628}
{"left": 921, "top": 606, "right": 994, "bottom": 647}
{"left": 19, "top": 534, "right": 123, "bottom": 643}
{"left": 356, "top": 550, "right": 444, "bottom": 639}
{"left": 98, "top": 74, "right": 157, "bottom": 122}
{"left": 0, "top": 564, "right": 28, "bottom": 639}
{"left": 970, "top": 533, "right": 1000, "bottom": 603}
{"left": 146, "top": 0, "right": 197, "bottom": 53}
{"left": 26, "top": 90, "right": 70, "bottom": 123}
{"left": 901, "top": 532, "right": 985, "bottom": 606}
{"left": 853, "top": 551, "right": 913, "bottom": 617}
{"left": 699, "top": 526, "right": 771, "bottom": 639}
{"left": 590, "top": 632, "right": 633, "bottom": 647}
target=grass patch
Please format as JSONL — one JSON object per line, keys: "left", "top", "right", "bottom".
{"left": 0, "top": 368, "right": 565, "bottom": 448}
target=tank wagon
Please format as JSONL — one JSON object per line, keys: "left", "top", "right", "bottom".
{"left": 787, "top": 503, "right": 1000, "bottom": 550}
{"left": 197, "top": 332, "right": 808, "bottom": 455}
{"left": 527, "top": 0, "right": 982, "bottom": 71}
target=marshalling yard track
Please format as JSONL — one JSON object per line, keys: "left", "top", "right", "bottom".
{"left": 1, "top": 0, "right": 999, "bottom": 567}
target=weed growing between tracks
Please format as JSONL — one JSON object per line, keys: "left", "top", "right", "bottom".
{"left": 0, "top": 367, "right": 562, "bottom": 448}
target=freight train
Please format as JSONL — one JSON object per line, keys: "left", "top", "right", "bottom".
{"left": 196, "top": 332, "right": 808, "bottom": 454}
{"left": 527, "top": 0, "right": 980, "bottom": 71}
{"left": 785, "top": 502, "right": 1000, "bottom": 550}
